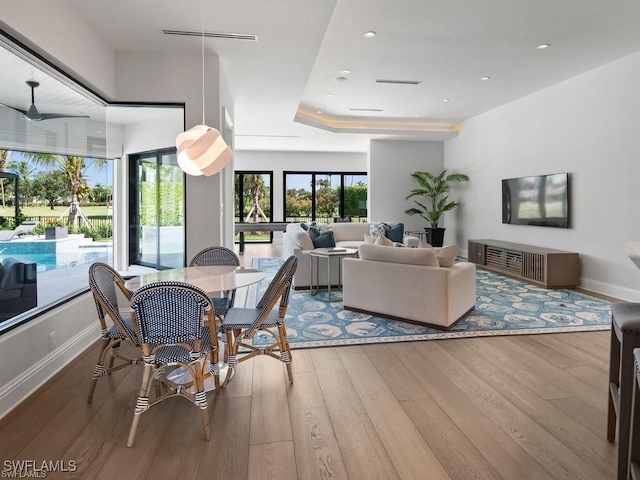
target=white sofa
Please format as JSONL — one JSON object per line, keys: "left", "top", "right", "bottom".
{"left": 283, "top": 222, "right": 419, "bottom": 288}
{"left": 342, "top": 243, "right": 476, "bottom": 329}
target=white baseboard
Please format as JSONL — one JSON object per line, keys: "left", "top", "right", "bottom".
{"left": 580, "top": 277, "right": 640, "bottom": 302}
{"left": 0, "top": 323, "right": 101, "bottom": 421}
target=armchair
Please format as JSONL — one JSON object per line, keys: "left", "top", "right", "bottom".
{"left": 0, "top": 258, "right": 37, "bottom": 321}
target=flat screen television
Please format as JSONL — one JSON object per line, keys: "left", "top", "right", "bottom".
{"left": 502, "top": 173, "right": 570, "bottom": 228}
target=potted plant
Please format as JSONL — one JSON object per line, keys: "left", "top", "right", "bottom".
{"left": 404, "top": 169, "right": 469, "bottom": 247}
{"left": 44, "top": 218, "right": 68, "bottom": 240}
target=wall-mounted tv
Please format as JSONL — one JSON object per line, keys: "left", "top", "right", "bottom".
{"left": 502, "top": 173, "right": 570, "bottom": 228}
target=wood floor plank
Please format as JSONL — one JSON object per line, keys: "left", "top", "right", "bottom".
{"left": 392, "top": 342, "right": 553, "bottom": 480}
{"left": 15, "top": 362, "right": 133, "bottom": 463}
{"left": 218, "top": 357, "right": 254, "bottom": 398}
{"left": 462, "top": 337, "right": 573, "bottom": 400}
{"left": 548, "top": 396, "right": 612, "bottom": 439}
{"left": 340, "top": 352, "right": 450, "bottom": 480}
{"left": 287, "top": 372, "right": 349, "bottom": 480}
{"left": 248, "top": 441, "right": 297, "bottom": 480}
{"left": 60, "top": 365, "right": 165, "bottom": 479}
{"left": 143, "top": 395, "right": 209, "bottom": 480}
{"left": 290, "top": 349, "right": 315, "bottom": 375}
{"left": 526, "top": 335, "right": 608, "bottom": 375}
{"left": 197, "top": 396, "right": 251, "bottom": 480}
{"left": 363, "top": 344, "right": 432, "bottom": 402}
{"left": 93, "top": 401, "right": 175, "bottom": 480}
{"left": 401, "top": 398, "right": 505, "bottom": 480}
{"left": 440, "top": 339, "right": 615, "bottom": 479}
{"left": 310, "top": 347, "right": 400, "bottom": 480}
{"left": 570, "top": 331, "right": 611, "bottom": 348}
{"left": 564, "top": 365, "right": 608, "bottom": 390}
{"left": 418, "top": 341, "right": 608, "bottom": 480}
{"left": 0, "top": 342, "right": 105, "bottom": 459}
{"left": 250, "top": 356, "right": 293, "bottom": 445}
{"left": 511, "top": 335, "right": 583, "bottom": 369}
{"left": 499, "top": 337, "right": 608, "bottom": 412}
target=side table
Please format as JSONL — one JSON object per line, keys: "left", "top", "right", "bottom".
{"left": 310, "top": 247, "right": 358, "bottom": 301}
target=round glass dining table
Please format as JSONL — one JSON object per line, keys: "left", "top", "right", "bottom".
{"left": 124, "top": 265, "right": 266, "bottom": 294}
{"left": 124, "top": 265, "right": 266, "bottom": 391}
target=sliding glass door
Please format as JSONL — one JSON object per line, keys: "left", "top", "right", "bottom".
{"left": 129, "top": 148, "right": 185, "bottom": 269}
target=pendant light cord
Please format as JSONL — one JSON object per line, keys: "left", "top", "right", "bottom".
{"left": 201, "top": 15, "right": 206, "bottom": 125}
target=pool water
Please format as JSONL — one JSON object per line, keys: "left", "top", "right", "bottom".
{"left": 1, "top": 251, "right": 108, "bottom": 271}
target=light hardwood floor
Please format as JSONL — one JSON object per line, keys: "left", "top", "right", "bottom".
{"left": 0, "top": 244, "right": 617, "bottom": 480}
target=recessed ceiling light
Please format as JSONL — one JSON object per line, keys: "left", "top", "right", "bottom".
{"left": 316, "top": 111, "right": 323, "bottom": 114}
{"left": 334, "top": 76, "right": 348, "bottom": 82}
{"left": 363, "top": 31, "right": 377, "bottom": 38}
{"left": 442, "top": 98, "right": 450, "bottom": 102}
{"left": 326, "top": 94, "right": 335, "bottom": 98}
{"left": 480, "top": 76, "right": 491, "bottom": 81}
{"left": 537, "top": 43, "right": 551, "bottom": 49}
{"left": 341, "top": 69, "right": 351, "bottom": 75}
{"left": 415, "top": 114, "right": 423, "bottom": 117}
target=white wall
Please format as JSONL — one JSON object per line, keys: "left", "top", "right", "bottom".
{"left": 369, "top": 139, "right": 446, "bottom": 234}
{"left": 115, "top": 51, "right": 228, "bottom": 261}
{"left": 1, "top": 1, "right": 116, "bottom": 98}
{"left": 446, "top": 50, "right": 640, "bottom": 300}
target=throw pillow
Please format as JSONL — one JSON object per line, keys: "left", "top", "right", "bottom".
{"left": 434, "top": 244, "right": 460, "bottom": 267}
{"left": 374, "top": 233, "right": 394, "bottom": 247}
{"left": 311, "top": 229, "right": 336, "bottom": 248}
{"left": 418, "top": 240, "right": 434, "bottom": 249}
{"left": 368, "top": 222, "right": 388, "bottom": 238}
{"left": 300, "top": 221, "right": 316, "bottom": 231}
{"left": 385, "top": 222, "right": 404, "bottom": 243}
{"left": 363, "top": 233, "right": 376, "bottom": 244}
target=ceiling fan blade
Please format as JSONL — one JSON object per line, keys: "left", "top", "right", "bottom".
{"left": 38, "top": 113, "right": 90, "bottom": 121}
{"left": 0, "top": 103, "right": 28, "bottom": 117}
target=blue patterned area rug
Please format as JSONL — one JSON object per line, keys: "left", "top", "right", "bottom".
{"left": 236, "top": 257, "right": 611, "bottom": 349}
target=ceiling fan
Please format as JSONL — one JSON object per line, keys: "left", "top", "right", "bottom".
{"left": 0, "top": 80, "right": 90, "bottom": 122}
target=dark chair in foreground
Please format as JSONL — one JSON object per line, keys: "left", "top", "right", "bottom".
{"left": 87, "top": 262, "right": 141, "bottom": 402}
{"left": 607, "top": 302, "right": 640, "bottom": 480}
{"left": 0, "top": 258, "right": 37, "bottom": 322}
{"left": 189, "top": 246, "right": 240, "bottom": 323}
{"left": 219, "top": 255, "right": 297, "bottom": 386}
{"left": 127, "top": 281, "right": 219, "bottom": 447}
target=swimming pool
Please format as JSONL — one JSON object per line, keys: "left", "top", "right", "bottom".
{"left": 1, "top": 251, "right": 109, "bottom": 272}
{"left": 0, "top": 236, "right": 111, "bottom": 271}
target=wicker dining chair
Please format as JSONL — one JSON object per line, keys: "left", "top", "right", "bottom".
{"left": 87, "top": 262, "right": 141, "bottom": 403}
{"left": 127, "top": 280, "right": 219, "bottom": 447}
{"left": 189, "top": 246, "right": 240, "bottom": 323}
{"left": 219, "top": 255, "right": 297, "bottom": 386}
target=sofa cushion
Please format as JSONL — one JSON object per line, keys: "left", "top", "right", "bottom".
{"left": 434, "top": 244, "right": 460, "bottom": 267}
{"left": 374, "top": 234, "right": 394, "bottom": 247}
{"left": 369, "top": 223, "right": 388, "bottom": 238}
{"left": 385, "top": 223, "right": 404, "bottom": 242}
{"left": 287, "top": 224, "right": 315, "bottom": 250}
{"left": 330, "top": 223, "right": 371, "bottom": 242}
{"left": 309, "top": 226, "right": 336, "bottom": 248}
{"left": 358, "top": 243, "right": 439, "bottom": 267}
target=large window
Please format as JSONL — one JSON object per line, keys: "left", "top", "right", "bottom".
{"left": 129, "top": 148, "right": 185, "bottom": 269}
{"left": 0, "top": 149, "right": 114, "bottom": 329}
{"left": 234, "top": 171, "right": 273, "bottom": 244}
{"left": 284, "top": 172, "right": 368, "bottom": 223}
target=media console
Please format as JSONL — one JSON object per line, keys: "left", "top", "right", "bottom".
{"left": 468, "top": 239, "right": 579, "bottom": 288}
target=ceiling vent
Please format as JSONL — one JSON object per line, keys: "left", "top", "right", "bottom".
{"left": 375, "top": 79, "right": 421, "bottom": 85}
{"left": 163, "top": 29, "right": 258, "bottom": 41}
{"left": 349, "top": 108, "right": 384, "bottom": 112}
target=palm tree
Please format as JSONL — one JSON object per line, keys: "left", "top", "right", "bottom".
{"left": 243, "top": 174, "right": 267, "bottom": 223}
{"left": 0, "top": 150, "right": 10, "bottom": 208}
{"left": 23, "top": 153, "right": 107, "bottom": 227}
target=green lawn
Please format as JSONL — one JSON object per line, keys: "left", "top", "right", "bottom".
{"left": 0, "top": 205, "right": 112, "bottom": 217}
